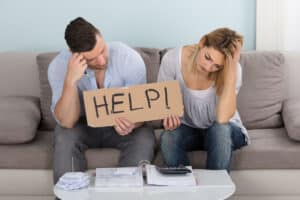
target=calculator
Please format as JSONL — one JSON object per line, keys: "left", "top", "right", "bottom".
{"left": 155, "top": 166, "right": 192, "bottom": 174}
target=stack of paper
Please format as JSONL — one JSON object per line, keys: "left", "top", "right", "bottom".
{"left": 56, "top": 172, "right": 90, "bottom": 190}
{"left": 146, "top": 165, "right": 196, "bottom": 186}
{"left": 95, "top": 167, "right": 143, "bottom": 187}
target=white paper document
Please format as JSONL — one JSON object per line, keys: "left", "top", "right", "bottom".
{"left": 94, "top": 165, "right": 196, "bottom": 188}
{"left": 95, "top": 167, "right": 143, "bottom": 187}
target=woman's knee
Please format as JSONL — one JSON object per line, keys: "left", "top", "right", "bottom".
{"left": 206, "top": 122, "right": 233, "bottom": 147}
{"left": 160, "top": 128, "right": 185, "bottom": 152}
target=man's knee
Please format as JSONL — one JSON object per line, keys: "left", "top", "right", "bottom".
{"left": 132, "top": 125, "right": 155, "bottom": 149}
{"left": 54, "top": 123, "right": 87, "bottom": 152}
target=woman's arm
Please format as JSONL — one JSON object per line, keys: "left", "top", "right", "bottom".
{"left": 216, "top": 42, "right": 241, "bottom": 124}
{"left": 158, "top": 49, "right": 181, "bottom": 130}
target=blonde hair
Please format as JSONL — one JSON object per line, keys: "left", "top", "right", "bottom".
{"left": 188, "top": 27, "right": 243, "bottom": 96}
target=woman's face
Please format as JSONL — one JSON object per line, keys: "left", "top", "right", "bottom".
{"left": 196, "top": 46, "right": 224, "bottom": 74}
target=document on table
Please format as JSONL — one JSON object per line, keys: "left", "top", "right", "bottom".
{"left": 95, "top": 165, "right": 196, "bottom": 188}
{"left": 95, "top": 167, "right": 143, "bottom": 187}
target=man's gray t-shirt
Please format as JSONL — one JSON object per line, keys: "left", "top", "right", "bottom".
{"left": 48, "top": 42, "right": 146, "bottom": 120}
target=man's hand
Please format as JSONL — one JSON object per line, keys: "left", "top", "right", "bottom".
{"left": 65, "top": 53, "right": 88, "bottom": 85}
{"left": 163, "top": 114, "right": 181, "bottom": 131}
{"left": 114, "top": 117, "right": 136, "bottom": 136}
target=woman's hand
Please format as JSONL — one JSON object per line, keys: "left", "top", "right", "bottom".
{"left": 233, "top": 40, "right": 242, "bottom": 64}
{"left": 217, "top": 40, "right": 242, "bottom": 124}
{"left": 163, "top": 115, "right": 181, "bottom": 131}
{"left": 225, "top": 40, "right": 242, "bottom": 84}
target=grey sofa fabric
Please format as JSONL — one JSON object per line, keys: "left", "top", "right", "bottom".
{"left": 36, "top": 52, "right": 58, "bottom": 130}
{"left": 134, "top": 48, "right": 161, "bottom": 83}
{"left": 0, "top": 131, "right": 52, "bottom": 169}
{"left": 2, "top": 128, "right": 300, "bottom": 170}
{"left": 282, "top": 52, "right": 300, "bottom": 100}
{"left": 238, "top": 51, "right": 284, "bottom": 129}
{"left": 0, "top": 52, "right": 40, "bottom": 97}
{"left": 283, "top": 99, "right": 300, "bottom": 141}
{"left": 281, "top": 52, "right": 300, "bottom": 141}
{"left": 0, "top": 96, "right": 40, "bottom": 144}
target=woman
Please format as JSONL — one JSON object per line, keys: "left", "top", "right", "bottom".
{"left": 158, "top": 27, "right": 249, "bottom": 171}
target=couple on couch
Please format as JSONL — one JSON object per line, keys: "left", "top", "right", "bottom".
{"left": 49, "top": 17, "right": 249, "bottom": 184}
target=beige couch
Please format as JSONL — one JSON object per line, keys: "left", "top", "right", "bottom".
{"left": 0, "top": 49, "right": 300, "bottom": 200}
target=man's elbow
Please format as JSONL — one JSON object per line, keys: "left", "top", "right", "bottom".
{"left": 60, "top": 121, "right": 76, "bottom": 129}
{"left": 54, "top": 113, "right": 77, "bottom": 129}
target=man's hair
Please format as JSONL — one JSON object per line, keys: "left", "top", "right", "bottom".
{"left": 64, "top": 17, "right": 101, "bottom": 52}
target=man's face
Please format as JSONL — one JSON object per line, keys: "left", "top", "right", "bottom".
{"left": 82, "top": 34, "right": 108, "bottom": 70}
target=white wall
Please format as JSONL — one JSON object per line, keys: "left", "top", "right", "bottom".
{"left": 283, "top": 0, "right": 300, "bottom": 51}
{"left": 0, "top": 0, "right": 256, "bottom": 52}
{"left": 256, "top": 0, "right": 300, "bottom": 51}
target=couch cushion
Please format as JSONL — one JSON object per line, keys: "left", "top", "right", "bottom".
{"left": 0, "top": 96, "right": 40, "bottom": 144}
{"left": 36, "top": 52, "right": 58, "bottom": 130}
{"left": 238, "top": 51, "right": 284, "bottom": 129}
{"left": 281, "top": 52, "right": 300, "bottom": 141}
{"left": 282, "top": 99, "right": 300, "bottom": 141}
{"left": 0, "top": 130, "right": 120, "bottom": 169}
{"left": 231, "top": 128, "right": 300, "bottom": 170}
{"left": 134, "top": 48, "right": 161, "bottom": 83}
{"left": 36, "top": 48, "right": 161, "bottom": 130}
{"left": 282, "top": 52, "right": 300, "bottom": 100}
{"left": 0, "top": 131, "right": 53, "bottom": 169}
{"left": 2, "top": 128, "right": 300, "bottom": 170}
{"left": 0, "top": 52, "right": 40, "bottom": 97}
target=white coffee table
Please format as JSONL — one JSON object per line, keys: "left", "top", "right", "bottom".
{"left": 54, "top": 169, "right": 235, "bottom": 200}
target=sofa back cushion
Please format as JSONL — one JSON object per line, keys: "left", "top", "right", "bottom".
{"left": 36, "top": 52, "right": 59, "bottom": 130}
{"left": 0, "top": 52, "right": 40, "bottom": 97}
{"left": 0, "top": 96, "right": 40, "bottom": 144}
{"left": 36, "top": 48, "right": 161, "bottom": 130}
{"left": 281, "top": 52, "right": 300, "bottom": 141}
{"left": 237, "top": 51, "right": 284, "bottom": 129}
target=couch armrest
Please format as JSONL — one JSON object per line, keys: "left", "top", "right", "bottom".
{"left": 282, "top": 99, "right": 300, "bottom": 141}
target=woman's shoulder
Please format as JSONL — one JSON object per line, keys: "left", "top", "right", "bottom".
{"left": 161, "top": 47, "right": 182, "bottom": 63}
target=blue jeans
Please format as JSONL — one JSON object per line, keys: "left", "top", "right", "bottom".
{"left": 160, "top": 122, "right": 247, "bottom": 172}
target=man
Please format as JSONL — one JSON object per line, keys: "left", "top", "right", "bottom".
{"left": 48, "top": 17, "right": 155, "bottom": 184}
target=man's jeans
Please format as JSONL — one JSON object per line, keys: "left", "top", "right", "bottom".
{"left": 53, "top": 118, "right": 155, "bottom": 184}
{"left": 160, "top": 122, "right": 247, "bottom": 172}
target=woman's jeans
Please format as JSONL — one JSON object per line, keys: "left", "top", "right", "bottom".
{"left": 160, "top": 122, "right": 247, "bottom": 172}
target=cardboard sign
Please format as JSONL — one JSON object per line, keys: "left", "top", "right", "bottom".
{"left": 83, "top": 80, "right": 184, "bottom": 127}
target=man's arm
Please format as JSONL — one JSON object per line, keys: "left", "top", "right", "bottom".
{"left": 54, "top": 53, "right": 87, "bottom": 128}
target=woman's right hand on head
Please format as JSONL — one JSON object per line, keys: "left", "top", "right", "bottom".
{"left": 163, "top": 114, "right": 181, "bottom": 131}
{"left": 66, "top": 53, "right": 88, "bottom": 85}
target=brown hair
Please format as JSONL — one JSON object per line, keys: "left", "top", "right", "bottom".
{"left": 64, "top": 17, "right": 101, "bottom": 52}
{"left": 188, "top": 27, "right": 243, "bottom": 95}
